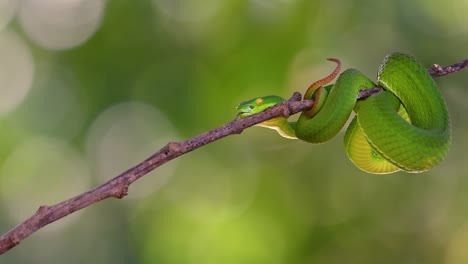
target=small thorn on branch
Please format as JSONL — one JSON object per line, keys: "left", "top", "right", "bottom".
{"left": 110, "top": 185, "right": 128, "bottom": 199}
{"left": 36, "top": 205, "right": 50, "bottom": 214}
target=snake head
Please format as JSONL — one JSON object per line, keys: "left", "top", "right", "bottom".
{"left": 236, "top": 95, "right": 285, "bottom": 119}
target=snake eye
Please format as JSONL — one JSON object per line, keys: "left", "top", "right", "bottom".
{"left": 249, "top": 105, "right": 255, "bottom": 109}
{"left": 255, "top": 98, "right": 263, "bottom": 106}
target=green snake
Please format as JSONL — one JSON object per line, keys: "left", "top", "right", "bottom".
{"left": 236, "top": 53, "right": 451, "bottom": 174}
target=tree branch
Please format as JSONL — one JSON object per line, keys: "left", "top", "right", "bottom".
{"left": 0, "top": 58, "right": 466, "bottom": 255}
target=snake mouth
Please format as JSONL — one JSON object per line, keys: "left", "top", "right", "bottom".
{"left": 234, "top": 111, "right": 248, "bottom": 120}
{"left": 235, "top": 106, "right": 254, "bottom": 119}
{"left": 235, "top": 111, "right": 249, "bottom": 119}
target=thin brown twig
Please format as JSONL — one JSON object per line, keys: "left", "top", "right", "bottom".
{"left": 0, "top": 58, "right": 466, "bottom": 255}
{"left": 428, "top": 58, "right": 468, "bottom": 77}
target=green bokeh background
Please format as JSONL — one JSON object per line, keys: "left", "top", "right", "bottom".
{"left": 1, "top": 0, "right": 468, "bottom": 263}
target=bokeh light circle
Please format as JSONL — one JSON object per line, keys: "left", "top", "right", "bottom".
{"left": 152, "top": 0, "right": 222, "bottom": 22}
{"left": 16, "top": 62, "right": 85, "bottom": 138}
{"left": 0, "top": 0, "right": 18, "bottom": 30}
{"left": 188, "top": 217, "right": 286, "bottom": 264}
{"left": 85, "top": 101, "right": 179, "bottom": 199}
{"left": 19, "top": 0, "right": 106, "bottom": 50}
{"left": 0, "top": 136, "right": 91, "bottom": 226}
{"left": 0, "top": 30, "right": 34, "bottom": 115}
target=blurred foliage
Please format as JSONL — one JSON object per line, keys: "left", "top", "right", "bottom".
{"left": 0, "top": 0, "right": 468, "bottom": 263}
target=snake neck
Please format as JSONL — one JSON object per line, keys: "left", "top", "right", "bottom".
{"left": 257, "top": 117, "right": 297, "bottom": 139}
